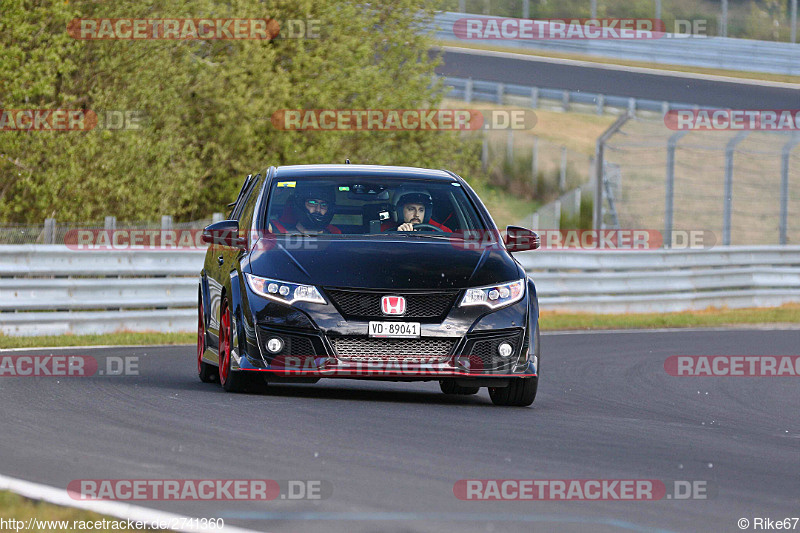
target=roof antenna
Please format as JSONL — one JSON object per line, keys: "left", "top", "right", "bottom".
{"left": 345, "top": 158, "right": 351, "bottom": 164}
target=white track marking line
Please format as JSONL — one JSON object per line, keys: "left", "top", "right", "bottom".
{"left": 0, "top": 473, "right": 262, "bottom": 533}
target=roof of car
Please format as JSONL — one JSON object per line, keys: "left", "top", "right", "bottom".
{"left": 273, "top": 164, "right": 458, "bottom": 181}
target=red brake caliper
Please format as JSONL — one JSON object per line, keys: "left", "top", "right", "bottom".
{"left": 220, "top": 307, "right": 230, "bottom": 383}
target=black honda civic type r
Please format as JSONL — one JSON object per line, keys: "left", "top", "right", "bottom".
{"left": 197, "top": 164, "right": 541, "bottom": 406}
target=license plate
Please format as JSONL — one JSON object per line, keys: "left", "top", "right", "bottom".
{"left": 368, "top": 321, "right": 420, "bottom": 338}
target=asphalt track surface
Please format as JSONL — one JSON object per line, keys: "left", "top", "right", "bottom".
{"left": 434, "top": 48, "right": 800, "bottom": 109}
{"left": 1, "top": 329, "right": 798, "bottom": 533}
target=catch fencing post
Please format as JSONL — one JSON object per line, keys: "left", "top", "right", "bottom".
{"left": 481, "top": 137, "right": 489, "bottom": 171}
{"left": 530, "top": 87, "right": 539, "bottom": 109}
{"left": 506, "top": 130, "right": 514, "bottom": 164}
{"left": 780, "top": 135, "right": 800, "bottom": 244}
{"left": 722, "top": 131, "right": 749, "bottom": 245}
{"left": 721, "top": 0, "right": 728, "bottom": 37}
{"left": 664, "top": 131, "right": 689, "bottom": 248}
{"left": 44, "top": 218, "right": 56, "bottom": 245}
{"left": 161, "top": 215, "right": 173, "bottom": 231}
{"left": 104, "top": 216, "right": 116, "bottom": 230}
{"left": 593, "top": 113, "right": 631, "bottom": 230}
{"left": 559, "top": 146, "right": 568, "bottom": 192}
{"left": 465, "top": 79, "right": 473, "bottom": 104}
{"left": 522, "top": 0, "right": 530, "bottom": 19}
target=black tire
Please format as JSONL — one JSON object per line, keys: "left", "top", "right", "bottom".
{"left": 488, "top": 377, "right": 538, "bottom": 406}
{"left": 218, "top": 298, "right": 248, "bottom": 393}
{"left": 439, "top": 379, "right": 480, "bottom": 395}
{"left": 197, "top": 299, "right": 217, "bottom": 383}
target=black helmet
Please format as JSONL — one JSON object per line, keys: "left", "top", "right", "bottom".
{"left": 393, "top": 187, "right": 433, "bottom": 225}
{"left": 293, "top": 183, "right": 336, "bottom": 230}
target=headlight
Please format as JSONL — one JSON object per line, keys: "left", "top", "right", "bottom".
{"left": 459, "top": 279, "right": 525, "bottom": 310}
{"left": 245, "top": 273, "right": 326, "bottom": 305}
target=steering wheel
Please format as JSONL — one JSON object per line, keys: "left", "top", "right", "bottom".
{"left": 382, "top": 223, "right": 445, "bottom": 233}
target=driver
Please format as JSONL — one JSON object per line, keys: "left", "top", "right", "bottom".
{"left": 381, "top": 187, "right": 452, "bottom": 232}
{"left": 270, "top": 184, "right": 341, "bottom": 234}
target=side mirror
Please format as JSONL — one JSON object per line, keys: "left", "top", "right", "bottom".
{"left": 504, "top": 226, "right": 540, "bottom": 252}
{"left": 202, "top": 220, "right": 247, "bottom": 249}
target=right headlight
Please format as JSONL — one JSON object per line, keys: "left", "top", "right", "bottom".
{"left": 459, "top": 279, "right": 525, "bottom": 310}
{"left": 245, "top": 273, "right": 326, "bottom": 306}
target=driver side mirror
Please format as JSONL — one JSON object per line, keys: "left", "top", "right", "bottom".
{"left": 202, "top": 220, "right": 247, "bottom": 250}
{"left": 504, "top": 226, "right": 540, "bottom": 252}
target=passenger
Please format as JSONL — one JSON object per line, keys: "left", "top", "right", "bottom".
{"left": 271, "top": 184, "right": 341, "bottom": 234}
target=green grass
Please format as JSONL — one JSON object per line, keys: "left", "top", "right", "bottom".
{"left": 540, "top": 304, "right": 800, "bottom": 330}
{"left": 0, "top": 491, "right": 153, "bottom": 532}
{"left": 472, "top": 181, "right": 541, "bottom": 228}
{"left": 0, "top": 331, "right": 194, "bottom": 350}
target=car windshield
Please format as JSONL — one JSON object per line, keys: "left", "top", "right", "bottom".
{"left": 263, "top": 177, "right": 491, "bottom": 237}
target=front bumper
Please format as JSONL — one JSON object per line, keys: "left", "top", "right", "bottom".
{"left": 235, "top": 321, "right": 537, "bottom": 380}
{"left": 231, "top": 281, "right": 539, "bottom": 380}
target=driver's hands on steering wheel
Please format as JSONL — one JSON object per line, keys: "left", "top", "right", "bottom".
{"left": 397, "top": 222, "right": 415, "bottom": 231}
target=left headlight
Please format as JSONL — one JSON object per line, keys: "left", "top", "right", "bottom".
{"left": 459, "top": 279, "right": 525, "bottom": 310}
{"left": 244, "top": 273, "right": 326, "bottom": 305}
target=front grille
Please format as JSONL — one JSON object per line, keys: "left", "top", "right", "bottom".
{"left": 330, "top": 337, "right": 456, "bottom": 363}
{"left": 324, "top": 289, "right": 458, "bottom": 321}
{"left": 467, "top": 331, "right": 524, "bottom": 372}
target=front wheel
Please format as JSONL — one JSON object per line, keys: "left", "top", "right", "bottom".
{"left": 218, "top": 298, "right": 248, "bottom": 392}
{"left": 489, "top": 377, "right": 538, "bottom": 406}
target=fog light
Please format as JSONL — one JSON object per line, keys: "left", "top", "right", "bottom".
{"left": 498, "top": 342, "right": 513, "bottom": 357}
{"left": 266, "top": 337, "right": 284, "bottom": 354}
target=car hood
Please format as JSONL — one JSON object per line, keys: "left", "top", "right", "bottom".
{"left": 248, "top": 237, "right": 522, "bottom": 290}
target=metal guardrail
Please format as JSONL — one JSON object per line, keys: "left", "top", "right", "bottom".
{"left": 519, "top": 245, "right": 800, "bottom": 313}
{"left": 2, "top": 245, "right": 800, "bottom": 335}
{"left": 0, "top": 246, "right": 204, "bottom": 336}
{"left": 428, "top": 12, "right": 800, "bottom": 76}
{"left": 443, "top": 76, "right": 707, "bottom": 116}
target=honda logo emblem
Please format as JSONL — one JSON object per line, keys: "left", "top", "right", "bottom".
{"left": 381, "top": 295, "right": 406, "bottom": 315}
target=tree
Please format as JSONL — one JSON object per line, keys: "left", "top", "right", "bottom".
{"left": 0, "top": 0, "right": 480, "bottom": 223}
